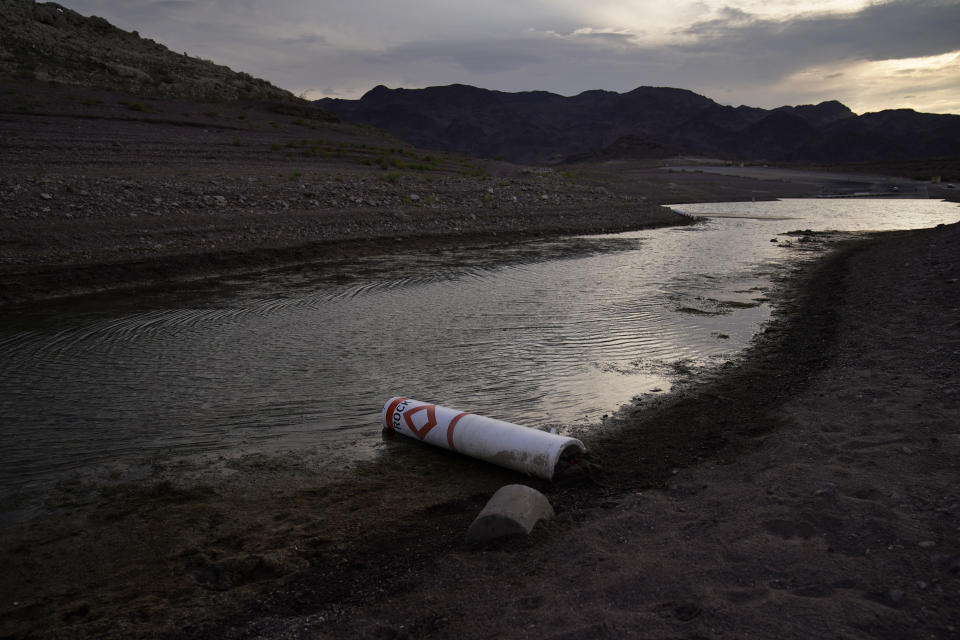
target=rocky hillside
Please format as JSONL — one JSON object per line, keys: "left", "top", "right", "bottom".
{"left": 317, "top": 84, "right": 960, "bottom": 165}
{"left": 0, "top": 0, "right": 303, "bottom": 104}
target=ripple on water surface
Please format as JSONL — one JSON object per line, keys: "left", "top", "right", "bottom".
{"left": 1, "top": 198, "right": 958, "bottom": 520}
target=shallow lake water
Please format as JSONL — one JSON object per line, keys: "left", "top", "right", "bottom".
{"left": 1, "top": 198, "right": 957, "bottom": 523}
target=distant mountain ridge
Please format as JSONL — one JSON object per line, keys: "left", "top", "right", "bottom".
{"left": 317, "top": 84, "right": 960, "bottom": 165}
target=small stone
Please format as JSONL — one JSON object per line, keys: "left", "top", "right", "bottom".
{"left": 39, "top": 192, "right": 52, "bottom": 200}
{"left": 408, "top": 193, "right": 420, "bottom": 201}
{"left": 814, "top": 483, "right": 838, "bottom": 498}
{"left": 888, "top": 588, "right": 905, "bottom": 604}
{"left": 918, "top": 540, "right": 936, "bottom": 548}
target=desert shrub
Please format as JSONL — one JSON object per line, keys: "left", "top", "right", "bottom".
{"left": 119, "top": 100, "right": 150, "bottom": 112}
{"left": 381, "top": 172, "right": 403, "bottom": 184}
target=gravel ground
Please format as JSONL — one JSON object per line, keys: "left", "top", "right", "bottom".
{"left": 1, "top": 81, "right": 695, "bottom": 304}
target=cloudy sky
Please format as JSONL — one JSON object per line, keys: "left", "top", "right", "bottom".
{"left": 62, "top": 0, "right": 960, "bottom": 114}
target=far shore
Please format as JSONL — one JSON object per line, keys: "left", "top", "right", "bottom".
{"left": 4, "top": 79, "right": 956, "bottom": 306}
{"left": 5, "top": 161, "right": 953, "bottom": 305}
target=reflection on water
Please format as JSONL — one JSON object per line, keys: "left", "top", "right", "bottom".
{"left": 1, "top": 198, "right": 957, "bottom": 521}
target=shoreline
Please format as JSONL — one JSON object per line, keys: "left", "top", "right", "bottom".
{"left": 2, "top": 80, "right": 692, "bottom": 306}
{"left": 0, "top": 202, "right": 690, "bottom": 306}
{"left": 2, "top": 221, "right": 958, "bottom": 638}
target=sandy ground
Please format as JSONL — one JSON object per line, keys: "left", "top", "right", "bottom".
{"left": 1, "top": 82, "right": 959, "bottom": 638}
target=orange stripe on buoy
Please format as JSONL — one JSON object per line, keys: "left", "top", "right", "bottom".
{"left": 446, "top": 411, "right": 469, "bottom": 451}
{"left": 384, "top": 397, "right": 406, "bottom": 430}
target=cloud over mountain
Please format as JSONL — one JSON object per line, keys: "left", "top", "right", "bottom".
{"left": 59, "top": 0, "right": 960, "bottom": 113}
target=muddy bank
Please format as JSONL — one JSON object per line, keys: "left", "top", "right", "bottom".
{"left": 2, "top": 221, "right": 957, "bottom": 639}
{"left": 0, "top": 195, "right": 688, "bottom": 305}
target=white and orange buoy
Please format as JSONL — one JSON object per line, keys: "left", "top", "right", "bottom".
{"left": 382, "top": 397, "right": 586, "bottom": 480}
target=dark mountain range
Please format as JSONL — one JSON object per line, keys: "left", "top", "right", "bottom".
{"left": 317, "top": 84, "right": 960, "bottom": 165}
